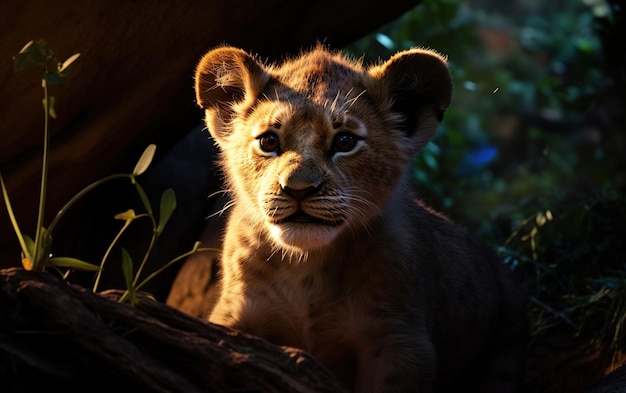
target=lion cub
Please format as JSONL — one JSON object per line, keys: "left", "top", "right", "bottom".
{"left": 194, "top": 45, "right": 527, "bottom": 392}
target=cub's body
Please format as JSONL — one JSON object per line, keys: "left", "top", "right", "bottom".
{"left": 194, "top": 45, "right": 527, "bottom": 392}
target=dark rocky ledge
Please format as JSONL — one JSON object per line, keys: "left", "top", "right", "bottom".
{"left": 0, "top": 267, "right": 346, "bottom": 392}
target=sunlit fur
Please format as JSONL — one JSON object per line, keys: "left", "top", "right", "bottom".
{"left": 194, "top": 45, "right": 527, "bottom": 392}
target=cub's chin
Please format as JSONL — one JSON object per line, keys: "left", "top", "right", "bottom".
{"left": 267, "top": 212, "right": 343, "bottom": 251}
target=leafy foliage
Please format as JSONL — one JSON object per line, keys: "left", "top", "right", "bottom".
{"left": 2, "top": 40, "right": 83, "bottom": 271}
{"left": 501, "top": 189, "right": 626, "bottom": 358}
{"left": 2, "top": 40, "right": 217, "bottom": 305}
{"left": 346, "top": 0, "right": 625, "bottom": 360}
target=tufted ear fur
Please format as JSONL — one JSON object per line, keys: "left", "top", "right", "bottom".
{"left": 194, "top": 46, "right": 270, "bottom": 144}
{"left": 368, "top": 48, "right": 452, "bottom": 152}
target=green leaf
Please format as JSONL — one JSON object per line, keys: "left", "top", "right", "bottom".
{"left": 13, "top": 41, "right": 41, "bottom": 71}
{"left": 49, "top": 257, "right": 100, "bottom": 271}
{"left": 31, "top": 227, "right": 53, "bottom": 270}
{"left": 121, "top": 248, "right": 137, "bottom": 305}
{"left": 1, "top": 170, "right": 32, "bottom": 264}
{"left": 13, "top": 52, "right": 41, "bottom": 72}
{"left": 19, "top": 234, "right": 37, "bottom": 270}
{"left": 42, "top": 96, "right": 57, "bottom": 119}
{"left": 157, "top": 188, "right": 176, "bottom": 234}
{"left": 13, "top": 40, "right": 54, "bottom": 72}
{"left": 31, "top": 40, "right": 55, "bottom": 58}
{"left": 23, "top": 233, "right": 35, "bottom": 253}
{"left": 44, "top": 71, "right": 62, "bottom": 85}
{"left": 121, "top": 248, "right": 133, "bottom": 287}
{"left": 58, "top": 53, "right": 80, "bottom": 75}
{"left": 133, "top": 180, "right": 153, "bottom": 216}
{"left": 114, "top": 209, "right": 137, "bottom": 221}
{"left": 133, "top": 144, "right": 156, "bottom": 176}
{"left": 21, "top": 229, "right": 50, "bottom": 271}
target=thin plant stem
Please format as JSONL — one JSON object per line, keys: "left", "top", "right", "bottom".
{"left": 126, "top": 178, "right": 158, "bottom": 287}
{"left": 93, "top": 212, "right": 150, "bottom": 292}
{"left": 93, "top": 218, "right": 133, "bottom": 292}
{"left": 136, "top": 247, "right": 219, "bottom": 292}
{"left": 118, "top": 244, "right": 219, "bottom": 303}
{"left": 32, "top": 78, "right": 50, "bottom": 270}
{"left": 48, "top": 173, "right": 131, "bottom": 235}
{"left": 0, "top": 171, "right": 31, "bottom": 262}
{"left": 131, "top": 225, "right": 157, "bottom": 287}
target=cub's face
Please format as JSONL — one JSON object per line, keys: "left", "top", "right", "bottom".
{"left": 221, "top": 88, "right": 400, "bottom": 252}
{"left": 195, "top": 46, "right": 451, "bottom": 253}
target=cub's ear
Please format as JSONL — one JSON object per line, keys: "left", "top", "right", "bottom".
{"left": 368, "top": 48, "right": 452, "bottom": 151}
{"left": 194, "top": 46, "right": 270, "bottom": 143}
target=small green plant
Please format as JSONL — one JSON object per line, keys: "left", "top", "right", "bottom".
{"left": 1, "top": 40, "right": 218, "bottom": 305}
{"left": 2, "top": 39, "right": 89, "bottom": 272}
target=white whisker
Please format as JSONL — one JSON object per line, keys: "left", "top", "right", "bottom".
{"left": 346, "top": 89, "right": 367, "bottom": 110}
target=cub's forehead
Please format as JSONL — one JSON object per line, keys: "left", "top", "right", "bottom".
{"left": 267, "top": 48, "right": 368, "bottom": 102}
{"left": 248, "top": 48, "right": 375, "bottom": 129}
{"left": 249, "top": 100, "right": 329, "bottom": 131}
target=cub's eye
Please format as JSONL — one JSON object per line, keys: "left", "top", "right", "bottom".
{"left": 332, "top": 132, "right": 361, "bottom": 154}
{"left": 258, "top": 132, "right": 280, "bottom": 153}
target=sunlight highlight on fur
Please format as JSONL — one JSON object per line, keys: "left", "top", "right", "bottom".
{"left": 192, "top": 44, "right": 527, "bottom": 392}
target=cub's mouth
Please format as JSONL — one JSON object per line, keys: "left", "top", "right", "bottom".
{"left": 274, "top": 211, "right": 342, "bottom": 227}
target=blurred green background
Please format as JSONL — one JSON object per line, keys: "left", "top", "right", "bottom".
{"left": 346, "top": 0, "right": 625, "bottom": 373}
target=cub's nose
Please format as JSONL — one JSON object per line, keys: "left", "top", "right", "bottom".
{"left": 282, "top": 185, "right": 319, "bottom": 201}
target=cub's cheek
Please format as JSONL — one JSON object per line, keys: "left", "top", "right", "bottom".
{"left": 255, "top": 179, "right": 280, "bottom": 209}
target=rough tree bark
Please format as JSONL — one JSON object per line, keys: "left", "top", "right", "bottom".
{"left": 0, "top": 267, "right": 347, "bottom": 392}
